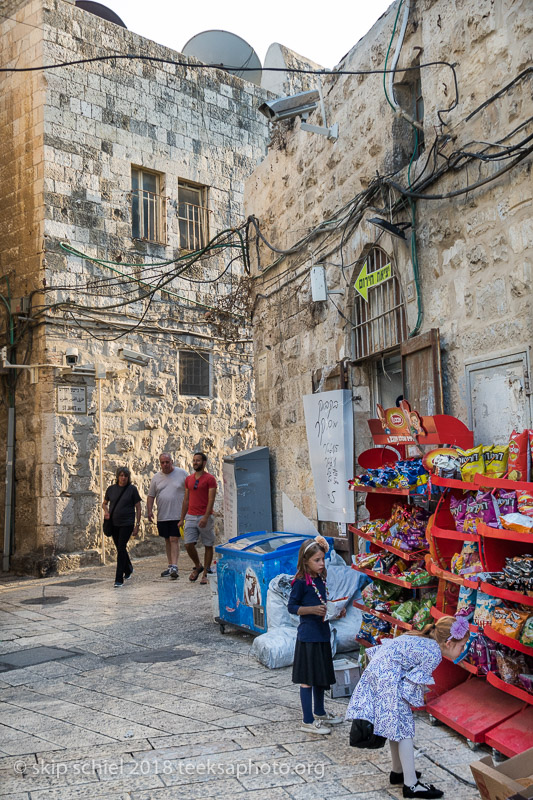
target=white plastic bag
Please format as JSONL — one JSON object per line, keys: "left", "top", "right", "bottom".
{"left": 250, "top": 627, "right": 298, "bottom": 669}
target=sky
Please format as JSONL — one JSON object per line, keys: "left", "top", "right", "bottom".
{"left": 104, "top": 0, "right": 394, "bottom": 70}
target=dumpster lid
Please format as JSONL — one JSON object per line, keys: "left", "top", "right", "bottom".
{"left": 218, "top": 531, "right": 309, "bottom": 554}
{"left": 223, "top": 446, "right": 270, "bottom": 464}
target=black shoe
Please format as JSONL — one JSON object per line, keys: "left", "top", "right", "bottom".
{"left": 161, "top": 567, "right": 171, "bottom": 577}
{"left": 403, "top": 781, "right": 443, "bottom": 799}
{"left": 391, "top": 770, "right": 421, "bottom": 785}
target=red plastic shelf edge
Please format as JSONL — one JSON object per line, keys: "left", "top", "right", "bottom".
{"left": 351, "top": 564, "right": 436, "bottom": 589}
{"left": 430, "top": 524, "right": 479, "bottom": 542}
{"left": 349, "top": 485, "right": 410, "bottom": 495}
{"left": 353, "top": 600, "right": 414, "bottom": 631}
{"left": 480, "top": 580, "right": 533, "bottom": 607}
{"left": 477, "top": 520, "right": 533, "bottom": 543}
{"left": 474, "top": 475, "right": 533, "bottom": 492}
{"left": 486, "top": 671, "right": 533, "bottom": 705}
{"left": 484, "top": 625, "right": 533, "bottom": 657}
{"left": 431, "top": 475, "right": 473, "bottom": 490}
{"left": 443, "top": 654, "right": 481, "bottom": 675}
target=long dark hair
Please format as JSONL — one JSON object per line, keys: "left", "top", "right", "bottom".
{"left": 115, "top": 467, "right": 131, "bottom": 485}
{"left": 293, "top": 539, "right": 327, "bottom": 582}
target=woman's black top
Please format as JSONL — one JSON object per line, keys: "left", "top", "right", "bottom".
{"left": 104, "top": 484, "right": 141, "bottom": 526}
{"left": 287, "top": 576, "right": 330, "bottom": 643}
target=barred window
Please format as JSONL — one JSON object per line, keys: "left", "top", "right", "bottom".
{"left": 131, "top": 167, "right": 166, "bottom": 243}
{"left": 352, "top": 247, "right": 407, "bottom": 360}
{"left": 179, "top": 351, "right": 210, "bottom": 397}
{"left": 178, "top": 182, "right": 209, "bottom": 251}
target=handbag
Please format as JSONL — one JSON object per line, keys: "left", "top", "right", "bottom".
{"left": 349, "top": 718, "right": 387, "bottom": 749}
{"left": 103, "top": 485, "right": 128, "bottom": 536}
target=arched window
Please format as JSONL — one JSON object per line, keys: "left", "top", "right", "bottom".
{"left": 352, "top": 247, "right": 407, "bottom": 360}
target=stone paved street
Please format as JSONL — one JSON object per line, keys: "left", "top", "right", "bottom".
{"left": 0, "top": 554, "right": 481, "bottom": 799}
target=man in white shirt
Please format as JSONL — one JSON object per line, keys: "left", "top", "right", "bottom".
{"left": 147, "top": 453, "right": 187, "bottom": 580}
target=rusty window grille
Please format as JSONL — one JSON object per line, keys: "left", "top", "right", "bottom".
{"left": 178, "top": 182, "right": 209, "bottom": 251}
{"left": 131, "top": 167, "right": 167, "bottom": 244}
{"left": 352, "top": 247, "right": 407, "bottom": 360}
{"left": 179, "top": 350, "right": 210, "bottom": 397}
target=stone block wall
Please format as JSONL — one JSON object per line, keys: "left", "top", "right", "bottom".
{"left": 245, "top": 0, "right": 533, "bottom": 528}
{"left": 1, "top": 0, "right": 271, "bottom": 572}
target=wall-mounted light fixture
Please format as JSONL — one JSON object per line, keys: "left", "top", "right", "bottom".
{"left": 368, "top": 217, "right": 411, "bottom": 240}
{"left": 118, "top": 348, "right": 151, "bottom": 367}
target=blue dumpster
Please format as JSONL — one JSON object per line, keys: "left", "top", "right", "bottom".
{"left": 215, "top": 532, "right": 333, "bottom": 635}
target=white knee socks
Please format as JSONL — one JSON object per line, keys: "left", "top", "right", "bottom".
{"left": 398, "top": 738, "right": 417, "bottom": 786}
{"left": 389, "top": 740, "right": 402, "bottom": 772}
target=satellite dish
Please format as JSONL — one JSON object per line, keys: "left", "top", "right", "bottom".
{"left": 75, "top": 1, "right": 127, "bottom": 28}
{"left": 182, "top": 30, "right": 262, "bottom": 86}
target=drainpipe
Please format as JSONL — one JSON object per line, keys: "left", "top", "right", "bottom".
{"left": 2, "top": 407, "right": 14, "bottom": 571}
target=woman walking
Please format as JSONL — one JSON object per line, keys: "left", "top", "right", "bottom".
{"left": 102, "top": 467, "right": 142, "bottom": 588}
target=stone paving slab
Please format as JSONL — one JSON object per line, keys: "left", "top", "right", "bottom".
{"left": 0, "top": 555, "right": 482, "bottom": 799}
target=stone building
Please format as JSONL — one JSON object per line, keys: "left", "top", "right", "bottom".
{"left": 0, "top": 0, "right": 275, "bottom": 573}
{"left": 245, "top": 0, "right": 533, "bottom": 549}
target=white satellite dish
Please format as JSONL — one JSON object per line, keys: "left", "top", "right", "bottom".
{"left": 182, "top": 30, "right": 262, "bottom": 86}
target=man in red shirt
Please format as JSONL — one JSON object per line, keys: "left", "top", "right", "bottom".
{"left": 179, "top": 452, "right": 217, "bottom": 585}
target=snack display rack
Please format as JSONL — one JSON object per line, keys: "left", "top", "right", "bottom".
{"left": 425, "top": 470, "right": 533, "bottom": 755}
{"left": 349, "top": 410, "right": 533, "bottom": 755}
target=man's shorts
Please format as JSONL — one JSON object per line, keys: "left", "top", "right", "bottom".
{"left": 157, "top": 520, "right": 180, "bottom": 539}
{"left": 184, "top": 514, "right": 215, "bottom": 546}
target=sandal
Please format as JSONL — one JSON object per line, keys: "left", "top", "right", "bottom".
{"left": 200, "top": 571, "right": 209, "bottom": 585}
{"left": 189, "top": 566, "right": 203, "bottom": 582}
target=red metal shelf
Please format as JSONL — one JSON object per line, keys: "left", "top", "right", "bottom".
{"left": 484, "top": 625, "right": 533, "bottom": 657}
{"left": 428, "top": 562, "right": 465, "bottom": 585}
{"left": 485, "top": 706, "right": 533, "bottom": 757}
{"left": 479, "top": 580, "right": 533, "bottom": 607}
{"left": 442, "top": 654, "right": 482, "bottom": 675}
{"left": 487, "top": 671, "right": 533, "bottom": 706}
{"left": 349, "top": 484, "right": 410, "bottom": 495}
{"left": 353, "top": 600, "right": 415, "bottom": 631}
{"left": 348, "top": 525, "right": 427, "bottom": 561}
{"left": 430, "top": 523, "right": 479, "bottom": 542}
{"left": 477, "top": 520, "right": 533, "bottom": 543}
{"left": 425, "top": 677, "right": 525, "bottom": 742}
{"left": 474, "top": 475, "right": 533, "bottom": 492}
{"left": 351, "top": 564, "right": 436, "bottom": 589}
{"left": 431, "top": 475, "right": 473, "bottom": 490}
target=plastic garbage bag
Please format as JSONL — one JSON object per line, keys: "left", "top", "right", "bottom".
{"left": 250, "top": 627, "right": 298, "bottom": 669}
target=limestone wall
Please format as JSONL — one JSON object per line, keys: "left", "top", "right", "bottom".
{"left": 1, "top": 0, "right": 270, "bottom": 572}
{"left": 245, "top": 0, "right": 533, "bottom": 529}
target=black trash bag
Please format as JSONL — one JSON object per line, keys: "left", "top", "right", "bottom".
{"left": 349, "top": 718, "right": 387, "bottom": 749}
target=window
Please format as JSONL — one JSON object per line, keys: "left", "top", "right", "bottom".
{"left": 390, "top": 64, "right": 424, "bottom": 170}
{"left": 352, "top": 247, "right": 407, "bottom": 360}
{"left": 131, "top": 167, "right": 166, "bottom": 243}
{"left": 178, "top": 181, "right": 208, "bottom": 251}
{"left": 179, "top": 350, "right": 210, "bottom": 396}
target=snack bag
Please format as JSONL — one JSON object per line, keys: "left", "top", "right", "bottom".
{"left": 463, "top": 491, "right": 499, "bottom": 533}
{"left": 411, "top": 600, "right": 433, "bottom": 630}
{"left": 500, "top": 513, "right": 533, "bottom": 534}
{"left": 457, "top": 446, "right": 484, "bottom": 482}
{"left": 518, "top": 674, "right": 533, "bottom": 692}
{"left": 490, "top": 606, "right": 530, "bottom": 639}
{"left": 495, "top": 649, "right": 526, "bottom": 684}
{"left": 518, "top": 491, "right": 533, "bottom": 518}
{"left": 508, "top": 429, "right": 530, "bottom": 481}
{"left": 519, "top": 615, "right": 533, "bottom": 647}
{"left": 456, "top": 585, "right": 477, "bottom": 619}
{"left": 495, "top": 489, "right": 518, "bottom": 516}
{"left": 484, "top": 445, "right": 509, "bottom": 478}
{"left": 474, "top": 591, "right": 503, "bottom": 626}
{"left": 392, "top": 600, "right": 419, "bottom": 622}
{"left": 450, "top": 495, "right": 469, "bottom": 531}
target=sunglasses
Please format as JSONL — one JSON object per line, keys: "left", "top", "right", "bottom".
{"left": 193, "top": 478, "right": 200, "bottom": 489}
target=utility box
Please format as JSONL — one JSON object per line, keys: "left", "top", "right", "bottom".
{"left": 327, "top": 657, "right": 361, "bottom": 698}
{"left": 223, "top": 446, "right": 272, "bottom": 539}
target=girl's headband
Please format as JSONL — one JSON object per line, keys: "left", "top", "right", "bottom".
{"left": 304, "top": 535, "right": 329, "bottom": 555}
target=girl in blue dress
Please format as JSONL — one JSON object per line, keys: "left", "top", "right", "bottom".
{"left": 346, "top": 615, "right": 469, "bottom": 798}
{"left": 288, "top": 536, "right": 344, "bottom": 735}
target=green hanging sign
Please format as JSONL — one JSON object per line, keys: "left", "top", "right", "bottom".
{"left": 354, "top": 261, "right": 392, "bottom": 302}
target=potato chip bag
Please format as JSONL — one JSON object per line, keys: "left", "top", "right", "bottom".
{"left": 490, "top": 606, "right": 530, "bottom": 639}
{"left": 463, "top": 491, "right": 499, "bottom": 533}
{"left": 519, "top": 616, "right": 533, "bottom": 647}
{"left": 508, "top": 429, "right": 529, "bottom": 481}
{"left": 457, "top": 446, "right": 484, "bottom": 482}
{"left": 484, "top": 445, "right": 509, "bottom": 478}
{"left": 474, "top": 591, "right": 502, "bottom": 626}
{"left": 517, "top": 491, "right": 533, "bottom": 518}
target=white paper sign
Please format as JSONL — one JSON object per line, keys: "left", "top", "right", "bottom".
{"left": 303, "top": 389, "right": 355, "bottom": 524}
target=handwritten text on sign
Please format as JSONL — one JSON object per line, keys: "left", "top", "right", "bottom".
{"left": 303, "top": 390, "right": 355, "bottom": 524}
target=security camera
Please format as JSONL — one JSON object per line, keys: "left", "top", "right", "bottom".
{"left": 258, "top": 90, "right": 320, "bottom": 122}
{"left": 118, "top": 348, "right": 151, "bottom": 367}
{"left": 65, "top": 347, "right": 79, "bottom": 365}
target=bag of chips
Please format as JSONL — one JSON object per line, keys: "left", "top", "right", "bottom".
{"left": 456, "top": 585, "right": 477, "bottom": 620}
{"left": 508, "top": 429, "right": 530, "bottom": 481}
{"left": 490, "top": 606, "right": 530, "bottom": 639}
{"left": 450, "top": 495, "right": 469, "bottom": 531}
{"left": 463, "top": 491, "right": 499, "bottom": 533}
{"left": 500, "top": 513, "right": 533, "bottom": 534}
{"left": 392, "top": 600, "right": 419, "bottom": 622}
{"left": 483, "top": 445, "right": 509, "bottom": 478}
{"left": 495, "top": 489, "right": 518, "bottom": 516}
{"left": 520, "top": 616, "right": 533, "bottom": 647}
{"left": 411, "top": 600, "right": 433, "bottom": 630}
{"left": 495, "top": 649, "right": 526, "bottom": 684}
{"left": 457, "top": 446, "right": 484, "bottom": 482}
{"left": 474, "top": 591, "right": 503, "bottom": 626}
{"left": 518, "top": 491, "right": 533, "bottom": 518}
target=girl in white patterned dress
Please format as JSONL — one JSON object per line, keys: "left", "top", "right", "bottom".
{"left": 346, "top": 616, "right": 469, "bottom": 799}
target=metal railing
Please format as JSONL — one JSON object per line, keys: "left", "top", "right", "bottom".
{"left": 178, "top": 201, "right": 209, "bottom": 252}
{"left": 131, "top": 189, "right": 167, "bottom": 244}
